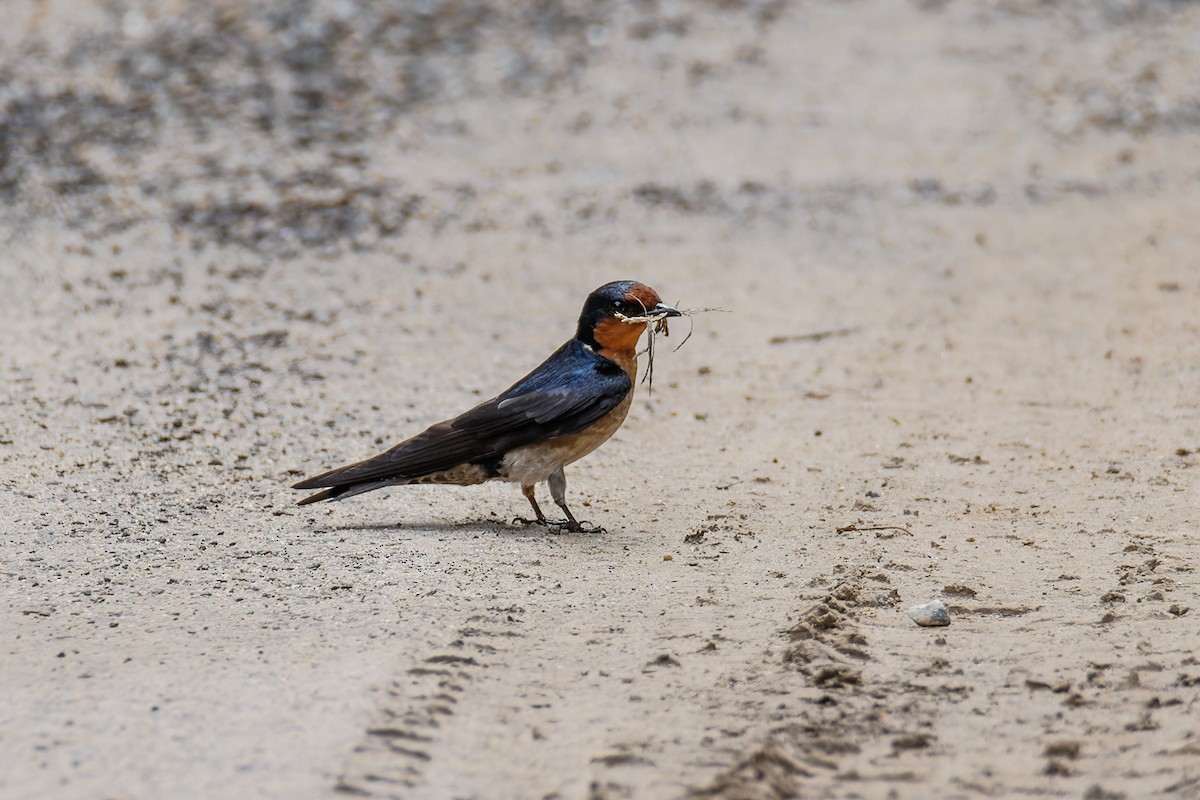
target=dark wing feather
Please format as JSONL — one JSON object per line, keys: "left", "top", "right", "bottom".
{"left": 292, "top": 340, "right": 630, "bottom": 490}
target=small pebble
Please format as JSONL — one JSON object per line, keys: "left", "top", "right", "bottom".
{"left": 908, "top": 599, "right": 951, "bottom": 627}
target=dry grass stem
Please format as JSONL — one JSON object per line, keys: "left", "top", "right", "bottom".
{"left": 614, "top": 305, "right": 728, "bottom": 393}
{"left": 836, "top": 525, "right": 914, "bottom": 538}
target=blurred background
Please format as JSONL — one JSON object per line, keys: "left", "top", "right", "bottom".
{"left": 3, "top": 2, "right": 1199, "bottom": 798}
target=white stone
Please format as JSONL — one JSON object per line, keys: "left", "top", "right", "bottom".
{"left": 908, "top": 599, "right": 951, "bottom": 627}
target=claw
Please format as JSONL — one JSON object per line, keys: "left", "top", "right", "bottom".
{"left": 512, "top": 516, "right": 603, "bottom": 534}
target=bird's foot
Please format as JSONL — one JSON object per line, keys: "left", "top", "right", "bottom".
{"left": 554, "top": 518, "right": 604, "bottom": 534}
{"left": 511, "top": 516, "right": 604, "bottom": 534}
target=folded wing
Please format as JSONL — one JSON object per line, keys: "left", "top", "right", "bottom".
{"left": 292, "top": 340, "right": 631, "bottom": 492}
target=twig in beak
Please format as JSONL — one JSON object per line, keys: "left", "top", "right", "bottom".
{"left": 613, "top": 305, "right": 728, "bottom": 394}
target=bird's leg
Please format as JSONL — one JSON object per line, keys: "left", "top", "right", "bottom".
{"left": 513, "top": 480, "right": 577, "bottom": 532}
{"left": 548, "top": 467, "right": 604, "bottom": 534}
{"left": 513, "top": 484, "right": 551, "bottom": 528}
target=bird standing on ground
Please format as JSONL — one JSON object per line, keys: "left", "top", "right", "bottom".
{"left": 292, "top": 281, "right": 681, "bottom": 532}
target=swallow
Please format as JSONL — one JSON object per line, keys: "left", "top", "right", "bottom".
{"left": 292, "top": 280, "right": 681, "bottom": 532}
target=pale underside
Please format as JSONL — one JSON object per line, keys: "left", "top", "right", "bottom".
{"left": 499, "top": 391, "right": 633, "bottom": 487}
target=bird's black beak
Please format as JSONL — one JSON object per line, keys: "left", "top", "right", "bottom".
{"left": 650, "top": 302, "right": 682, "bottom": 318}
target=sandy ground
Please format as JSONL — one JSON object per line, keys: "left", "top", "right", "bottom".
{"left": 3, "top": 1, "right": 1200, "bottom": 798}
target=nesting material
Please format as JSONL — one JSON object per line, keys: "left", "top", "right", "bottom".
{"left": 615, "top": 305, "right": 726, "bottom": 392}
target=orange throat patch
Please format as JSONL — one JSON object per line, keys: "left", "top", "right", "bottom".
{"left": 593, "top": 317, "right": 645, "bottom": 377}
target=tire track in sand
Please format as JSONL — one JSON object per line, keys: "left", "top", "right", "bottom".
{"left": 333, "top": 607, "right": 524, "bottom": 797}
{"left": 686, "top": 574, "right": 944, "bottom": 799}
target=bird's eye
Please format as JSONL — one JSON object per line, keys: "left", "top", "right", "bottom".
{"left": 612, "top": 299, "right": 623, "bottom": 309}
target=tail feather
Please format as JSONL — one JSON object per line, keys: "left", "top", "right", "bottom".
{"left": 294, "top": 479, "right": 398, "bottom": 506}
{"left": 295, "top": 487, "right": 340, "bottom": 506}
{"left": 292, "top": 467, "right": 356, "bottom": 491}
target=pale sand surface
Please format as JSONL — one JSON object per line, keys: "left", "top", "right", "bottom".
{"left": 2, "top": 1, "right": 1199, "bottom": 798}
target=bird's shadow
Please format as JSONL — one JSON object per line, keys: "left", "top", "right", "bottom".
{"left": 328, "top": 518, "right": 582, "bottom": 537}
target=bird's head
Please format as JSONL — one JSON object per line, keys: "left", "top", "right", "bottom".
{"left": 576, "top": 281, "right": 681, "bottom": 354}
